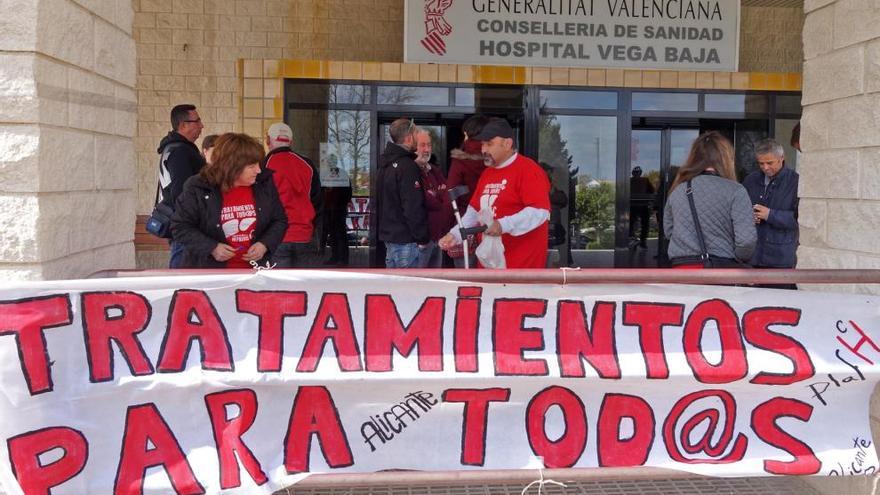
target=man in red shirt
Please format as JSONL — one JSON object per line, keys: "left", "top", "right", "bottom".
{"left": 263, "top": 122, "right": 323, "bottom": 267}
{"left": 439, "top": 118, "right": 550, "bottom": 268}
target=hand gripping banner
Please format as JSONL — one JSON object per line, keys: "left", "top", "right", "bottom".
{"left": 0, "top": 271, "right": 878, "bottom": 494}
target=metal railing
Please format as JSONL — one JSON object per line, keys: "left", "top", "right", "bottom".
{"left": 290, "top": 466, "right": 693, "bottom": 489}
{"left": 90, "top": 268, "right": 880, "bottom": 286}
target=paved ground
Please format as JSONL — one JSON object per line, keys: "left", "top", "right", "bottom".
{"left": 278, "top": 476, "right": 823, "bottom": 495}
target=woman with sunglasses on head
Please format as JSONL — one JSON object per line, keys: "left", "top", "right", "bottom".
{"left": 664, "top": 131, "right": 756, "bottom": 269}
{"left": 171, "top": 133, "right": 288, "bottom": 268}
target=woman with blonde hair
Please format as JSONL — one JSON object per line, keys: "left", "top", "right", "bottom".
{"left": 172, "top": 133, "right": 287, "bottom": 268}
{"left": 663, "top": 131, "right": 756, "bottom": 268}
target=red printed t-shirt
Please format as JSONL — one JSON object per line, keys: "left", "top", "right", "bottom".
{"left": 220, "top": 186, "right": 257, "bottom": 268}
{"left": 469, "top": 154, "right": 550, "bottom": 268}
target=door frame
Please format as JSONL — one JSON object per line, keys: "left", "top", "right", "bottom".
{"left": 369, "top": 112, "right": 525, "bottom": 267}
{"left": 627, "top": 124, "right": 701, "bottom": 267}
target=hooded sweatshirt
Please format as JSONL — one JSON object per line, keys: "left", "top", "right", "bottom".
{"left": 156, "top": 131, "right": 205, "bottom": 211}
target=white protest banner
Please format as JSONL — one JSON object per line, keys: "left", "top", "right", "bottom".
{"left": 0, "top": 271, "right": 878, "bottom": 494}
{"left": 404, "top": 0, "right": 740, "bottom": 71}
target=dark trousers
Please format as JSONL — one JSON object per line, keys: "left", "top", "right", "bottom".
{"left": 629, "top": 206, "right": 650, "bottom": 243}
{"left": 272, "top": 241, "right": 321, "bottom": 268}
{"left": 324, "top": 209, "right": 349, "bottom": 265}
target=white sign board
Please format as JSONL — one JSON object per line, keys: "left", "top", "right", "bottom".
{"left": 405, "top": 0, "right": 740, "bottom": 71}
{"left": 319, "top": 142, "right": 352, "bottom": 187}
{"left": 0, "top": 271, "right": 877, "bottom": 494}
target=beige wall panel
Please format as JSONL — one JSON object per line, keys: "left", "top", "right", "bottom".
{"left": 0, "top": 0, "right": 137, "bottom": 278}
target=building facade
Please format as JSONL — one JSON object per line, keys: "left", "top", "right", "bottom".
{"left": 2, "top": 0, "right": 880, "bottom": 493}
{"left": 131, "top": 0, "right": 812, "bottom": 270}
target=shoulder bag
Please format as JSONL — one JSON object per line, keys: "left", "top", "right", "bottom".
{"left": 145, "top": 143, "right": 184, "bottom": 239}
{"left": 685, "top": 179, "right": 749, "bottom": 269}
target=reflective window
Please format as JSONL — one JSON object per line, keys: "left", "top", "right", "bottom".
{"left": 377, "top": 86, "right": 448, "bottom": 106}
{"left": 455, "top": 87, "right": 524, "bottom": 108}
{"left": 632, "top": 92, "right": 698, "bottom": 111}
{"left": 287, "top": 109, "right": 372, "bottom": 196}
{"left": 670, "top": 129, "right": 698, "bottom": 176}
{"left": 732, "top": 119, "right": 771, "bottom": 179}
{"left": 629, "top": 128, "right": 698, "bottom": 268}
{"left": 630, "top": 130, "right": 661, "bottom": 250}
{"left": 631, "top": 130, "right": 661, "bottom": 189}
{"left": 539, "top": 115, "right": 617, "bottom": 261}
{"left": 705, "top": 94, "right": 768, "bottom": 113}
{"left": 287, "top": 83, "right": 370, "bottom": 105}
{"left": 540, "top": 90, "right": 617, "bottom": 110}
{"left": 776, "top": 94, "right": 802, "bottom": 114}
{"left": 455, "top": 88, "right": 474, "bottom": 106}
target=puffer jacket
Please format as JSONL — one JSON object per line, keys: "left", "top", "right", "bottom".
{"left": 171, "top": 170, "right": 288, "bottom": 268}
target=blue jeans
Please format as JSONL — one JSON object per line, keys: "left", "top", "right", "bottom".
{"left": 168, "top": 241, "right": 185, "bottom": 268}
{"left": 418, "top": 241, "right": 442, "bottom": 268}
{"left": 384, "top": 242, "right": 419, "bottom": 268}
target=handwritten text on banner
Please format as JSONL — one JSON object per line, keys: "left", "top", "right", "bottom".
{"left": 0, "top": 271, "right": 877, "bottom": 494}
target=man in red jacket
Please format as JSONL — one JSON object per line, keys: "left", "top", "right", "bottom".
{"left": 439, "top": 118, "right": 551, "bottom": 268}
{"left": 263, "top": 122, "right": 323, "bottom": 267}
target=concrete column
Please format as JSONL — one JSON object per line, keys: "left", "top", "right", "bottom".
{"left": 0, "top": 0, "right": 136, "bottom": 280}
{"left": 801, "top": 1, "right": 880, "bottom": 494}
{"left": 799, "top": 0, "right": 880, "bottom": 296}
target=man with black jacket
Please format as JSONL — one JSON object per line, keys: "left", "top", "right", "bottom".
{"left": 376, "top": 118, "right": 429, "bottom": 268}
{"left": 155, "top": 104, "right": 205, "bottom": 268}
{"left": 743, "top": 138, "right": 799, "bottom": 287}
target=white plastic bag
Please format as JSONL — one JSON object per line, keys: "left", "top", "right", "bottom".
{"left": 475, "top": 208, "right": 506, "bottom": 269}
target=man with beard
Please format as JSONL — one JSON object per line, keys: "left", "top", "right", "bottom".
{"left": 438, "top": 117, "right": 550, "bottom": 268}
{"left": 376, "top": 118, "right": 429, "bottom": 268}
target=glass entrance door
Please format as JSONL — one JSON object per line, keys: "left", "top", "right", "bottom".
{"left": 371, "top": 118, "right": 452, "bottom": 267}
{"left": 371, "top": 114, "right": 525, "bottom": 267}
{"left": 627, "top": 127, "right": 699, "bottom": 267}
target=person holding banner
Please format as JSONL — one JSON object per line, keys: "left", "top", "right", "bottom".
{"left": 171, "top": 133, "right": 288, "bottom": 269}
{"left": 663, "top": 131, "right": 756, "bottom": 268}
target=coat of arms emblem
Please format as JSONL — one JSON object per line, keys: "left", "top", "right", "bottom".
{"left": 421, "top": 0, "right": 453, "bottom": 55}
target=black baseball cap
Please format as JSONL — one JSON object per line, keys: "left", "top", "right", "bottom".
{"left": 471, "top": 117, "right": 514, "bottom": 141}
